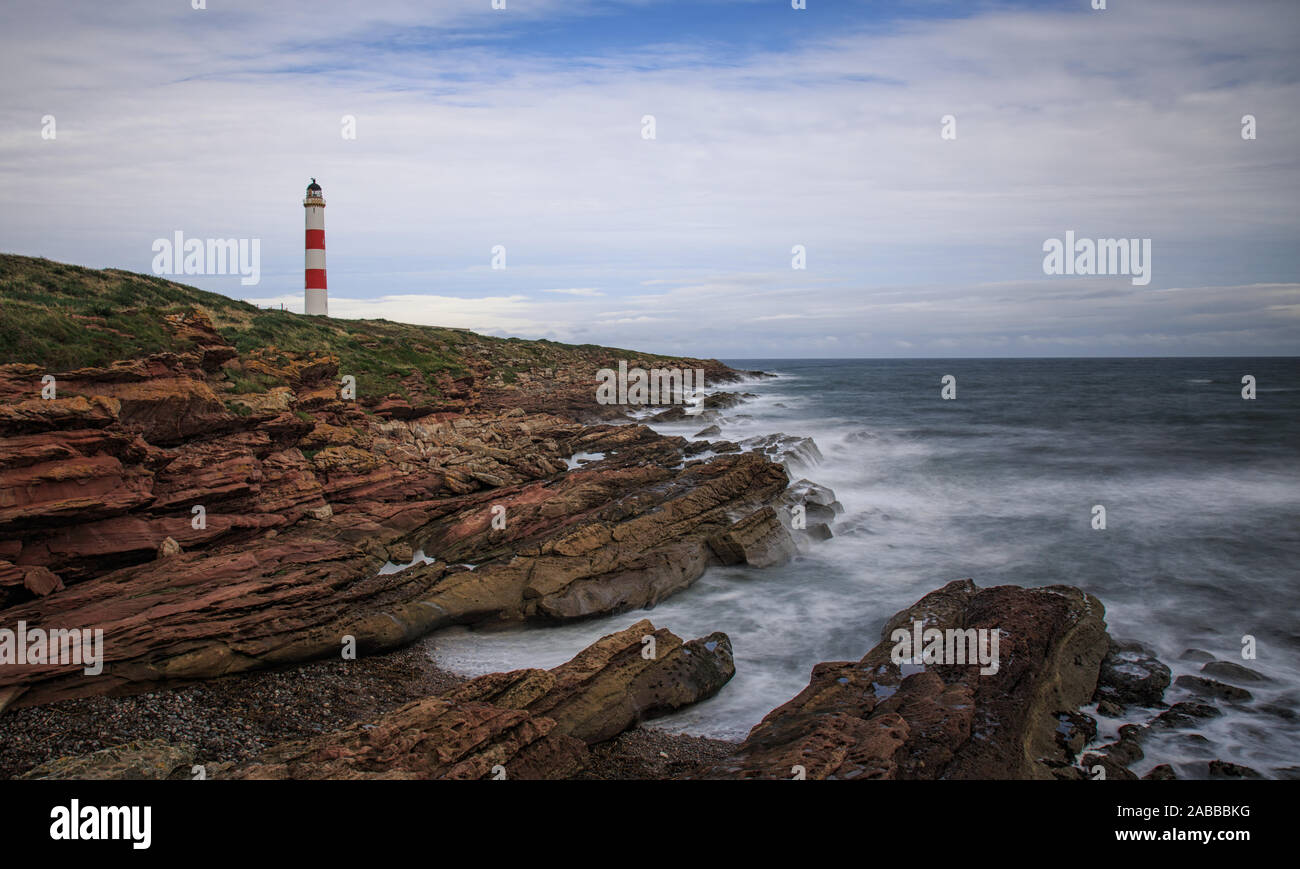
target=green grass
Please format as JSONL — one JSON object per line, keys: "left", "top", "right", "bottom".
{"left": 225, "top": 371, "right": 280, "bottom": 394}
{"left": 0, "top": 254, "right": 709, "bottom": 404}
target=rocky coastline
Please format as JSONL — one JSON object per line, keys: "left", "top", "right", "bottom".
{"left": 0, "top": 257, "right": 1272, "bottom": 780}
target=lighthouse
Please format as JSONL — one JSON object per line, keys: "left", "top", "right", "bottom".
{"left": 304, "top": 178, "right": 327, "bottom": 316}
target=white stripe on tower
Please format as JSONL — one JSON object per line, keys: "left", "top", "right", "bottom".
{"left": 304, "top": 178, "right": 328, "bottom": 316}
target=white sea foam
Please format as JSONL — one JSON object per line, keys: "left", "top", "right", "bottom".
{"left": 430, "top": 360, "right": 1300, "bottom": 775}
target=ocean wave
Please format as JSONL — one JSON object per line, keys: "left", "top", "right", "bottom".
{"left": 435, "top": 359, "right": 1300, "bottom": 775}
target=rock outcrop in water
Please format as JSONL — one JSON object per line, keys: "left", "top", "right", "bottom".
{"left": 1093, "top": 639, "right": 1172, "bottom": 709}
{"left": 698, "top": 579, "right": 1111, "bottom": 780}
{"left": 1081, "top": 643, "right": 1268, "bottom": 780}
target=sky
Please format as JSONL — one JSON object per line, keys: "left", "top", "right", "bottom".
{"left": 1, "top": 0, "right": 1298, "bottom": 358}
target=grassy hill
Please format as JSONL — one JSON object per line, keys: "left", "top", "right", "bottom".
{"left": 0, "top": 254, "right": 693, "bottom": 402}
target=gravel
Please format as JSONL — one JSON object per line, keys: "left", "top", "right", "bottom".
{"left": 577, "top": 727, "right": 738, "bottom": 780}
{"left": 0, "top": 636, "right": 462, "bottom": 779}
{"left": 0, "top": 636, "right": 739, "bottom": 779}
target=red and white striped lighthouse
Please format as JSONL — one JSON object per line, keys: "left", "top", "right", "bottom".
{"left": 304, "top": 178, "right": 327, "bottom": 316}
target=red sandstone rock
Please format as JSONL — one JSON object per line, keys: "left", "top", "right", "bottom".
{"left": 698, "top": 580, "right": 1109, "bottom": 780}
{"left": 221, "top": 620, "right": 731, "bottom": 780}
{"left": 228, "top": 698, "right": 588, "bottom": 780}
{"left": 0, "top": 321, "right": 794, "bottom": 721}
{"left": 20, "top": 565, "right": 63, "bottom": 596}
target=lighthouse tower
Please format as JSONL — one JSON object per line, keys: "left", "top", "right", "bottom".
{"left": 304, "top": 178, "right": 327, "bottom": 316}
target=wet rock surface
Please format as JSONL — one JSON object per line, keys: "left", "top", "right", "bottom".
{"left": 1151, "top": 701, "right": 1221, "bottom": 731}
{"left": 738, "top": 433, "right": 824, "bottom": 472}
{"left": 1094, "top": 639, "right": 1172, "bottom": 709}
{"left": 1172, "top": 675, "right": 1253, "bottom": 703}
{"left": 706, "top": 505, "right": 796, "bottom": 568}
{"left": 697, "top": 579, "right": 1110, "bottom": 780}
{"left": 1079, "top": 650, "right": 1273, "bottom": 779}
{"left": 1200, "top": 660, "right": 1270, "bottom": 684}
{"left": 1082, "top": 724, "right": 1145, "bottom": 781}
{"left": 1208, "top": 759, "right": 1262, "bottom": 779}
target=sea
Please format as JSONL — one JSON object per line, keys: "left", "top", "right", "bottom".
{"left": 428, "top": 358, "right": 1300, "bottom": 779}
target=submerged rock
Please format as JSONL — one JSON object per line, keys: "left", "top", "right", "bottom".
{"left": 1096, "top": 699, "right": 1124, "bottom": 717}
{"left": 1094, "top": 724, "right": 1146, "bottom": 768}
{"left": 1208, "top": 760, "right": 1262, "bottom": 779}
{"left": 1200, "top": 660, "right": 1270, "bottom": 684}
{"left": 1093, "top": 639, "right": 1171, "bottom": 708}
{"left": 1151, "top": 701, "right": 1221, "bottom": 731}
{"left": 802, "top": 523, "right": 834, "bottom": 541}
{"left": 1081, "top": 721, "right": 1150, "bottom": 780}
{"left": 1143, "top": 764, "right": 1177, "bottom": 780}
{"left": 646, "top": 392, "right": 752, "bottom": 423}
{"left": 1173, "top": 675, "right": 1253, "bottom": 703}
{"left": 1055, "top": 711, "right": 1098, "bottom": 756}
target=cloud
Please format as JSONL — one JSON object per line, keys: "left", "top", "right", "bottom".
{"left": 542, "top": 288, "right": 605, "bottom": 297}
{"left": 1, "top": 0, "right": 1297, "bottom": 356}
{"left": 240, "top": 276, "right": 1300, "bottom": 358}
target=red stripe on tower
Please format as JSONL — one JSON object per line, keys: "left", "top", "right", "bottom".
{"left": 303, "top": 178, "right": 328, "bottom": 316}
